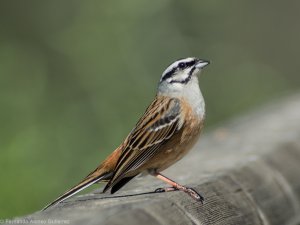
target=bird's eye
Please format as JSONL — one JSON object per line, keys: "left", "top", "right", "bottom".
{"left": 178, "top": 62, "right": 186, "bottom": 69}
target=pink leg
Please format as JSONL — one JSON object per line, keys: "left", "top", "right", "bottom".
{"left": 152, "top": 172, "right": 204, "bottom": 203}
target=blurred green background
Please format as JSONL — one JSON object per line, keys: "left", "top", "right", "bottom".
{"left": 0, "top": 0, "right": 299, "bottom": 218}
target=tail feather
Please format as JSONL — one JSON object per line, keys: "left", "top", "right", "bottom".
{"left": 42, "top": 172, "right": 113, "bottom": 211}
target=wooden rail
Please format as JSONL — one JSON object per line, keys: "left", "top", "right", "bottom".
{"left": 16, "top": 94, "right": 300, "bottom": 225}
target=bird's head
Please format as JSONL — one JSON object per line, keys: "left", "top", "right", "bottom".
{"left": 158, "top": 57, "right": 210, "bottom": 94}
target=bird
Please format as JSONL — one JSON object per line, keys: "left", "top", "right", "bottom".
{"left": 43, "top": 57, "right": 210, "bottom": 210}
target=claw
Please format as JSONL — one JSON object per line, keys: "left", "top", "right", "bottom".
{"left": 185, "top": 187, "right": 204, "bottom": 204}
{"left": 154, "top": 188, "right": 166, "bottom": 193}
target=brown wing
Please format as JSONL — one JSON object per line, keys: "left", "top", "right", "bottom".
{"left": 103, "top": 96, "right": 183, "bottom": 192}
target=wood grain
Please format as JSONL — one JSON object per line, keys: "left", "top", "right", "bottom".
{"left": 15, "top": 94, "right": 300, "bottom": 225}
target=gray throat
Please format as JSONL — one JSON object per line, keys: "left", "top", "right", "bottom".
{"left": 157, "top": 76, "right": 205, "bottom": 119}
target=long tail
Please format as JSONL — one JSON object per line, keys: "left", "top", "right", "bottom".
{"left": 42, "top": 171, "right": 113, "bottom": 211}
{"left": 42, "top": 147, "right": 122, "bottom": 211}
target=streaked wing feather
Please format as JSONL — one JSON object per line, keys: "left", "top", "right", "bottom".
{"left": 104, "top": 97, "right": 182, "bottom": 191}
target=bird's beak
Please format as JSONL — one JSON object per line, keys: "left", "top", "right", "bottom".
{"left": 195, "top": 60, "right": 210, "bottom": 69}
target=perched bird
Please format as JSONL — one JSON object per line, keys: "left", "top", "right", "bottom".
{"left": 43, "top": 57, "right": 210, "bottom": 210}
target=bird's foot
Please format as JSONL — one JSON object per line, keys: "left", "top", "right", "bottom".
{"left": 152, "top": 172, "right": 204, "bottom": 204}
{"left": 154, "top": 186, "right": 178, "bottom": 193}
{"left": 154, "top": 186, "right": 204, "bottom": 203}
{"left": 182, "top": 187, "right": 204, "bottom": 204}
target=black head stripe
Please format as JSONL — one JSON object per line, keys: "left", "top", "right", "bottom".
{"left": 170, "top": 75, "right": 191, "bottom": 84}
{"left": 170, "top": 66, "right": 196, "bottom": 84}
{"left": 177, "top": 59, "right": 197, "bottom": 70}
{"left": 185, "top": 59, "right": 197, "bottom": 68}
{"left": 161, "top": 67, "right": 176, "bottom": 81}
{"left": 188, "top": 66, "right": 196, "bottom": 76}
{"left": 162, "top": 58, "right": 197, "bottom": 82}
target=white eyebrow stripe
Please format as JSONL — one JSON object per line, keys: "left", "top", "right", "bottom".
{"left": 161, "top": 57, "right": 196, "bottom": 81}
{"left": 166, "top": 58, "right": 195, "bottom": 72}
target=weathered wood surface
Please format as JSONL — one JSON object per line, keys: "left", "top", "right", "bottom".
{"left": 16, "top": 94, "right": 300, "bottom": 225}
